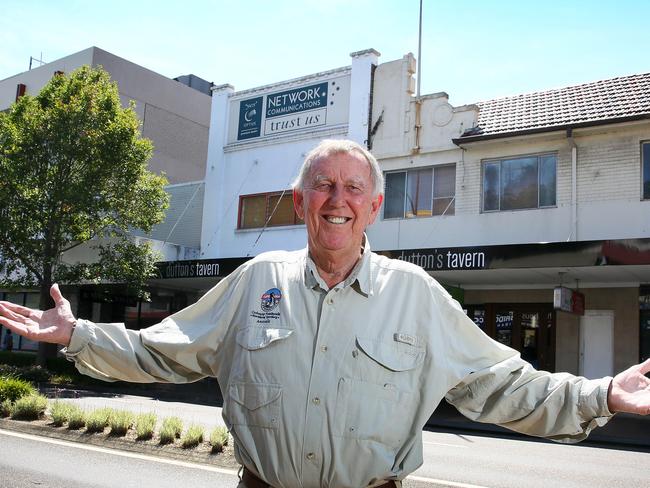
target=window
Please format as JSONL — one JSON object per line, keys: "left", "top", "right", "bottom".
{"left": 482, "top": 153, "right": 556, "bottom": 212}
{"left": 643, "top": 142, "right": 650, "bottom": 200}
{"left": 238, "top": 191, "right": 303, "bottom": 229}
{"left": 384, "top": 165, "right": 455, "bottom": 219}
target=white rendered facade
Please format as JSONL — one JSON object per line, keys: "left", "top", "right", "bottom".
{"left": 201, "top": 49, "right": 380, "bottom": 259}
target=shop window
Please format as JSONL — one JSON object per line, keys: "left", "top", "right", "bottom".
{"left": 384, "top": 165, "right": 455, "bottom": 219}
{"left": 482, "top": 153, "right": 556, "bottom": 212}
{"left": 238, "top": 191, "right": 303, "bottom": 229}
{"left": 642, "top": 142, "right": 650, "bottom": 200}
{"left": 0, "top": 292, "right": 39, "bottom": 351}
{"left": 640, "top": 288, "right": 650, "bottom": 362}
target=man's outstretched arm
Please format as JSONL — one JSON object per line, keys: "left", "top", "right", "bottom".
{"left": 608, "top": 359, "right": 650, "bottom": 415}
{"left": 0, "top": 284, "right": 76, "bottom": 346}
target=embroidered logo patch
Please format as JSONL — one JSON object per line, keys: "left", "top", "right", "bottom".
{"left": 261, "top": 288, "right": 282, "bottom": 312}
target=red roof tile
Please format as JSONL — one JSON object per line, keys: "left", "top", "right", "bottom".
{"left": 458, "top": 73, "right": 650, "bottom": 140}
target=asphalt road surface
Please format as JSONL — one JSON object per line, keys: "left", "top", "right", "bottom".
{"left": 1, "top": 428, "right": 649, "bottom": 488}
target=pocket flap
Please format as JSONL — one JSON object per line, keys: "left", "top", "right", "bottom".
{"left": 236, "top": 326, "right": 293, "bottom": 350}
{"left": 356, "top": 336, "right": 424, "bottom": 372}
{"left": 229, "top": 382, "right": 282, "bottom": 411}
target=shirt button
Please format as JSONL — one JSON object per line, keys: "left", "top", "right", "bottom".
{"left": 327, "top": 297, "right": 334, "bottom": 305}
{"left": 312, "top": 397, "right": 320, "bottom": 405}
{"left": 320, "top": 345, "right": 328, "bottom": 352}
{"left": 306, "top": 452, "right": 316, "bottom": 460}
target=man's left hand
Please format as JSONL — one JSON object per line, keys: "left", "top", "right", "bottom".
{"left": 607, "top": 359, "right": 650, "bottom": 415}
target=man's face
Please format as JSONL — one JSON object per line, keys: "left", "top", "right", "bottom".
{"left": 294, "top": 151, "right": 383, "bottom": 257}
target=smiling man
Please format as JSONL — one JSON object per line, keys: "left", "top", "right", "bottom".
{"left": 1, "top": 139, "right": 649, "bottom": 488}
{"left": 293, "top": 142, "right": 383, "bottom": 288}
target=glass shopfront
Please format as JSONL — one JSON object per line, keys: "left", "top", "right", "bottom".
{"left": 640, "top": 286, "right": 650, "bottom": 363}
{"left": 0, "top": 291, "right": 39, "bottom": 351}
{"left": 467, "top": 303, "right": 556, "bottom": 372}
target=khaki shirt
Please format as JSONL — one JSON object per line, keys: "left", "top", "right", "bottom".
{"left": 65, "top": 242, "right": 612, "bottom": 488}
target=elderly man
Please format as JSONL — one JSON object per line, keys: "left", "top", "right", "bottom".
{"left": 1, "top": 139, "right": 649, "bottom": 488}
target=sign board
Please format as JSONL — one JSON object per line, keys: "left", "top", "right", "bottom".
{"left": 553, "top": 286, "right": 585, "bottom": 315}
{"left": 232, "top": 74, "right": 350, "bottom": 142}
{"left": 237, "top": 96, "right": 263, "bottom": 140}
{"left": 155, "top": 258, "right": 249, "bottom": 280}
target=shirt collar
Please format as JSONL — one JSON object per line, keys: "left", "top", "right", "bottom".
{"left": 303, "top": 235, "right": 373, "bottom": 297}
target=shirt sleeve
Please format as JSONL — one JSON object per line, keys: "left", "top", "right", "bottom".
{"left": 436, "top": 288, "right": 613, "bottom": 443}
{"left": 63, "top": 266, "right": 248, "bottom": 384}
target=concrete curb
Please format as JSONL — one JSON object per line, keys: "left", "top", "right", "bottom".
{"left": 0, "top": 417, "right": 240, "bottom": 470}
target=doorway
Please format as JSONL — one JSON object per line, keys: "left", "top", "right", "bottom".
{"left": 579, "top": 310, "right": 614, "bottom": 379}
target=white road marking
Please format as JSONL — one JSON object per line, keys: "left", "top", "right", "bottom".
{"left": 421, "top": 441, "right": 469, "bottom": 449}
{"left": 1, "top": 428, "right": 491, "bottom": 487}
{"left": 406, "top": 474, "right": 491, "bottom": 488}
{"left": 0, "top": 428, "right": 238, "bottom": 476}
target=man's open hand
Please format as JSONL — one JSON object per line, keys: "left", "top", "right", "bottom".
{"left": 607, "top": 359, "right": 650, "bottom": 415}
{"left": 0, "top": 284, "right": 76, "bottom": 347}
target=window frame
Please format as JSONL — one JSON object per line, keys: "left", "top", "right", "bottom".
{"left": 383, "top": 164, "right": 456, "bottom": 220}
{"left": 641, "top": 141, "right": 650, "bottom": 200}
{"left": 481, "top": 152, "right": 557, "bottom": 213}
{"left": 237, "top": 190, "right": 303, "bottom": 230}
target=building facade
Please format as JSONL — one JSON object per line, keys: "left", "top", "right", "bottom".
{"left": 368, "top": 58, "right": 650, "bottom": 376}
{"left": 0, "top": 47, "right": 212, "bottom": 349}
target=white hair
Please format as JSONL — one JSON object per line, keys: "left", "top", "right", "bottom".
{"left": 292, "top": 139, "right": 384, "bottom": 196}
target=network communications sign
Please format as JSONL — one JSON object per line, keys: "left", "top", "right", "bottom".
{"left": 234, "top": 75, "right": 349, "bottom": 142}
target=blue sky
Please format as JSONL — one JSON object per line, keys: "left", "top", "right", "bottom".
{"left": 2, "top": 0, "right": 649, "bottom": 106}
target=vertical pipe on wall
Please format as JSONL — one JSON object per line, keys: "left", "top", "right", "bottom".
{"left": 567, "top": 129, "right": 577, "bottom": 241}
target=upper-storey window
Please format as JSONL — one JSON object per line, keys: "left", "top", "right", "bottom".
{"left": 384, "top": 165, "right": 455, "bottom": 219}
{"left": 238, "top": 191, "right": 303, "bottom": 229}
{"left": 643, "top": 142, "right": 650, "bottom": 200}
{"left": 482, "top": 153, "right": 556, "bottom": 212}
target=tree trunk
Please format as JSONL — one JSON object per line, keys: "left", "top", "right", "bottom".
{"left": 36, "top": 276, "right": 58, "bottom": 367}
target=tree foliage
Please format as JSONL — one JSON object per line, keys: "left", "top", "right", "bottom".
{"left": 0, "top": 65, "right": 169, "bottom": 303}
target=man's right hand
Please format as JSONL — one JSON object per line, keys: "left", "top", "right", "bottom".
{"left": 0, "top": 284, "right": 77, "bottom": 347}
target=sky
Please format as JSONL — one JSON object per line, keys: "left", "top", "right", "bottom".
{"left": 2, "top": 0, "right": 650, "bottom": 106}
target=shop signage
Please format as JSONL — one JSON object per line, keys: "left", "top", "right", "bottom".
{"left": 381, "top": 238, "right": 650, "bottom": 272}
{"left": 155, "top": 258, "right": 249, "bottom": 280}
{"left": 390, "top": 248, "right": 487, "bottom": 271}
{"left": 236, "top": 80, "right": 334, "bottom": 141}
{"left": 237, "top": 96, "right": 263, "bottom": 140}
{"left": 553, "top": 286, "right": 585, "bottom": 315}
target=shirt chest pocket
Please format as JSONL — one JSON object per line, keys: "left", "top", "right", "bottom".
{"left": 225, "top": 326, "right": 293, "bottom": 430}
{"left": 334, "top": 335, "right": 425, "bottom": 447}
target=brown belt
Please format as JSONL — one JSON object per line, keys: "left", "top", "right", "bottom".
{"left": 241, "top": 468, "right": 399, "bottom": 488}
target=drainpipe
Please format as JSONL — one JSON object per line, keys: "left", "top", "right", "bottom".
{"left": 567, "top": 128, "right": 577, "bottom": 241}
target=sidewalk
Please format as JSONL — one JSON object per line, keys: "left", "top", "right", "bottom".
{"left": 40, "top": 379, "right": 650, "bottom": 450}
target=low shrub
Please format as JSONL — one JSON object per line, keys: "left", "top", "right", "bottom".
{"left": 0, "top": 364, "right": 20, "bottom": 378}
{"left": 109, "top": 410, "right": 133, "bottom": 437}
{"left": 50, "top": 401, "right": 74, "bottom": 427}
{"left": 17, "top": 365, "right": 51, "bottom": 383}
{"left": 134, "top": 412, "right": 157, "bottom": 441}
{"left": 159, "top": 416, "right": 183, "bottom": 445}
{"left": 67, "top": 406, "right": 86, "bottom": 430}
{"left": 45, "top": 357, "right": 77, "bottom": 375}
{"left": 209, "top": 426, "right": 229, "bottom": 453}
{"left": 0, "top": 376, "right": 35, "bottom": 403}
{"left": 11, "top": 393, "right": 48, "bottom": 420}
{"left": 49, "top": 374, "right": 75, "bottom": 385}
{"left": 0, "top": 399, "right": 12, "bottom": 417}
{"left": 86, "top": 407, "right": 114, "bottom": 433}
{"left": 181, "top": 424, "right": 204, "bottom": 449}
{"left": 0, "top": 351, "right": 36, "bottom": 367}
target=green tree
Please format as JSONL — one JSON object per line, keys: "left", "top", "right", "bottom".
{"left": 0, "top": 66, "right": 169, "bottom": 363}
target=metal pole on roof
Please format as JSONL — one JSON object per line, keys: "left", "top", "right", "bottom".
{"left": 413, "top": 0, "right": 423, "bottom": 154}
{"left": 417, "top": 0, "right": 422, "bottom": 99}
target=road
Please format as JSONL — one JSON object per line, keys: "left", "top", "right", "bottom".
{"left": 2, "top": 428, "right": 649, "bottom": 488}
